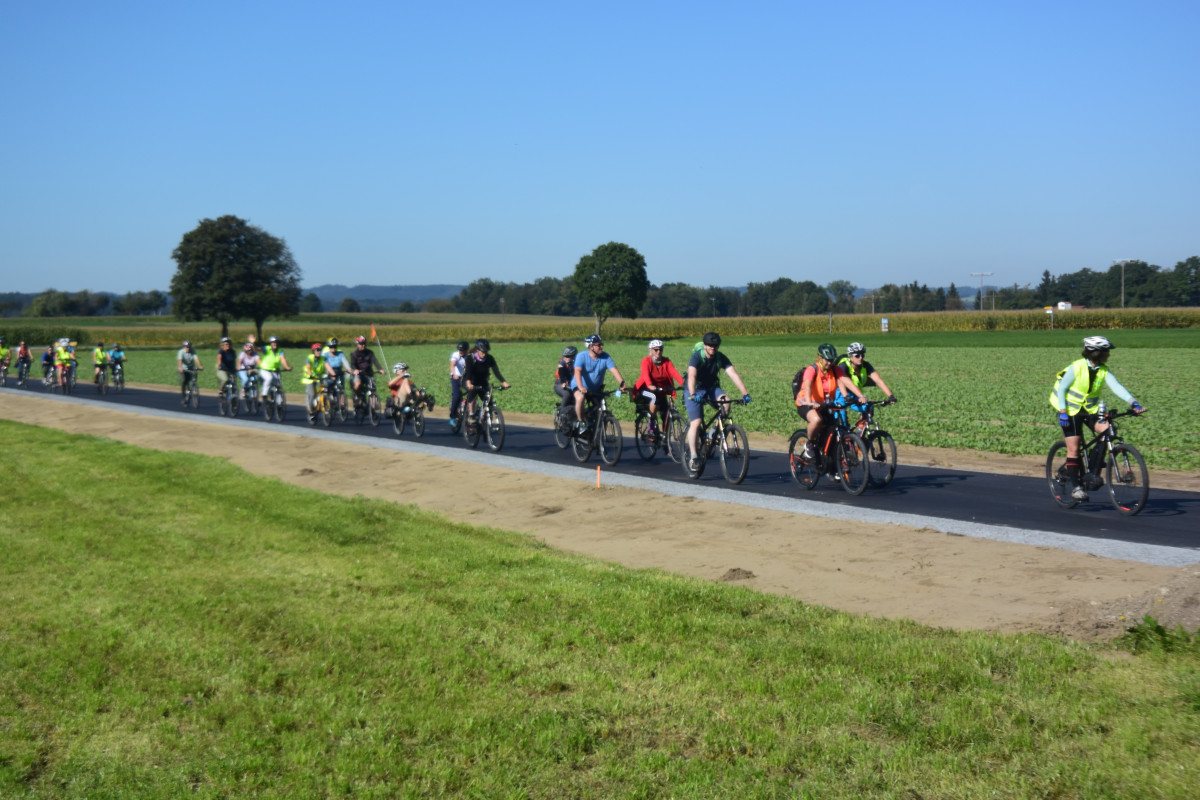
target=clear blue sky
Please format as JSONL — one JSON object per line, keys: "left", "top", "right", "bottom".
{"left": 2, "top": 0, "right": 1197, "bottom": 295}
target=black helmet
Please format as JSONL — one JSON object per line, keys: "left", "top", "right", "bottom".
{"left": 475, "top": 338, "right": 490, "bottom": 353}
{"left": 457, "top": 341, "right": 469, "bottom": 353}
{"left": 95, "top": 342, "right": 103, "bottom": 347}
{"left": 562, "top": 346, "right": 577, "bottom": 358}
{"left": 584, "top": 334, "right": 602, "bottom": 346}
{"left": 182, "top": 340, "right": 192, "bottom": 348}
{"left": 702, "top": 332, "right": 721, "bottom": 348}
{"left": 817, "top": 343, "right": 837, "bottom": 362}
{"left": 220, "top": 336, "right": 231, "bottom": 344}
{"left": 327, "top": 338, "right": 338, "bottom": 348}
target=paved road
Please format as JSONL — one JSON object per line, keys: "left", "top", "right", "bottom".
{"left": 7, "top": 379, "right": 1199, "bottom": 563}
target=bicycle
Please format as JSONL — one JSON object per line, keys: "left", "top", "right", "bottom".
{"left": 1046, "top": 408, "right": 1149, "bottom": 515}
{"left": 634, "top": 388, "right": 687, "bottom": 463}
{"left": 218, "top": 374, "right": 238, "bottom": 417}
{"left": 463, "top": 385, "right": 507, "bottom": 452}
{"left": 392, "top": 387, "right": 436, "bottom": 438}
{"left": 181, "top": 368, "right": 201, "bottom": 409}
{"left": 0, "top": 361, "right": 7, "bottom": 388}
{"left": 787, "top": 401, "right": 869, "bottom": 496}
{"left": 353, "top": 376, "right": 383, "bottom": 427}
{"left": 262, "top": 371, "right": 287, "bottom": 422}
{"left": 679, "top": 396, "right": 750, "bottom": 483}
{"left": 310, "top": 378, "right": 336, "bottom": 427}
{"left": 43, "top": 363, "right": 56, "bottom": 392}
{"left": 110, "top": 361, "right": 125, "bottom": 393}
{"left": 240, "top": 371, "right": 263, "bottom": 417}
{"left": 17, "top": 359, "right": 30, "bottom": 389}
{"left": 94, "top": 363, "right": 108, "bottom": 395}
{"left": 850, "top": 399, "right": 897, "bottom": 488}
{"left": 552, "top": 402, "right": 574, "bottom": 450}
{"left": 568, "top": 389, "right": 623, "bottom": 466}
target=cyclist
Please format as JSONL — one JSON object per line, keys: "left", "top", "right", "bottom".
{"left": 0, "top": 338, "right": 9, "bottom": 378}
{"left": 90, "top": 341, "right": 110, "bottom": 385}
{"left": 795, "top": 343, "right": 867, "bottom": 462}
{"left": 835, "top": 342, "right": 897, "bottom": 425}
{"left": 54, "top": 339, "right": 76, "bottom": 389}
{"left": 214, "top": 337, "right": 238, "bottom": 393}
{"left": 462, "top": 338, "right": 510, "bottom": 424}
{"left": 42, "top": 344, "right": 56, "bottom": 381}
{"left": 1049, "top": 335, "right": 1145, "bottom": 501}
{"left": 553, "top": 346, "right": 578, "bottom": 428}
{"left": 449, "top": 341, "right": 469, "bottom": 430}
{"left": 259, "top": 336, "right": 293, "bottom": 401}
{"left": 635, "top": 339, "right": 684, "bottom": 442}
{"left": 177, "top": 341, "right": 203, "bottom": 402}
{"left": 571, "top": 334, "right": 626, "bottom": 434}
{"left": 236, "top": 342, "right": 260, "bottom": 398}
{"left": 302, "top": 342, "right": 328, "bottom": 422}
{"left": 14, "top": 340, "right": 33, "bottom": 381}
{"left": 323, "top": 338, "right": 349, "bottom": 412}
{"left": 385, "top": 362, "right": 413, "bottom": 415}
{"left": 106, "top": 343, "right": 126, "bottom": 379}
{"left": 350, "top": 335, "right": 385, "bottom": 404}
{"left": 684, "top": 332, "right": 751, "bottom": 471}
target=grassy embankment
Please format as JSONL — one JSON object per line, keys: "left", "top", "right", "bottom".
{"left": 2, "top": 421, "right": 1198, "bottom": 798}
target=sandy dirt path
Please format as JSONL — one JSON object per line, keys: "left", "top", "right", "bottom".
{"left": 4, "top": 390, "right": 1198, "bottom": 640}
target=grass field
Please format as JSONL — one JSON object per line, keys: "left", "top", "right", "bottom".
{"left": 75, "top": 329, "right": 1200, "bottom": 471}
{"left": 2, "top": 422, "right": 1198, "bottom": 798}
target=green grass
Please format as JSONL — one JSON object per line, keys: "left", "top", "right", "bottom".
{"left": 2, "top": 422, "right": 1199, "bottom": 798}
{"left": 113, "top": 330, "right": 1200, "bottom": 471}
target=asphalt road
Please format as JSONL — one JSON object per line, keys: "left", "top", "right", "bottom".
{"left": 7, "top": 377, "right": 1199, "bottom": 561}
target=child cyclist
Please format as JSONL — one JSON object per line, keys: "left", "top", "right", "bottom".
{"left": 386, "top": 362, "right": 434, "bottom": 417}
{"left": 553, "top": 346, "right": 577, "bottom": 428}
{"left": 634, "top": 338, "right": 683, "bottom": 441}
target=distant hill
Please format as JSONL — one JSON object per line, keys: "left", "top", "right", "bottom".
{"left": 305, "top": 284, "right": 464, "bottom": 306}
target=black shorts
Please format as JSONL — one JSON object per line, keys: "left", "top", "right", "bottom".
{"left": 1059, "top": 412, "right": 1100, "bottom": 438}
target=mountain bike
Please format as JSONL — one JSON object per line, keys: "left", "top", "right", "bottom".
{"left": 16, "top": 359, "right": 30, "bottom": 388}
{"left": 1046, "top": 408, "right": 1149, "bottom": 515}
{"left": 393, "top": 387, "right": 435, "bottom": 438}
{"left": 310, "top": 378, "right": 335, "bottom": 427}
{"left": 679, "top": 396, "right": 750, "bottom": 483}
{"left": 327, "top": 375, "right": 348, "bottom": 424}
{"left": 110, "top": 361, "right": 125, "bottom": 393}
{"left": 568, "top": 389, "right": 622, "bottom": 465}
{"left": 241, "top": 371, "right": 262, "bottom": 417}
{"left": 634, "top": 388, "right": 687, "bottom": 463}
{"left": 353, "top": 376, "right": 382, "bottom": 426}
{"left": 181, "top": 368, "right": 201, "bottom": 409}
{"left": 94, "top": 364, "right": 108, "bottom": 395}
{"left": 851, "top": 399, "right": 897, "bottom": 488}
{"left": 787, "top": 401, "right": 869, "bottom": 496}
{"left": 218, "top": 374, "right": 238, "bottom": 417}
{"left": 262, "top": 372, "right": 287, "bottom": 422}
{"left": 552, "top": 402, "right": 573, "bottom": 450}
{"left": 463, "top": 385, "right": 507, "bottom": 452}
{"left": 43, "top": 363, "right": 56, "bottom": 391}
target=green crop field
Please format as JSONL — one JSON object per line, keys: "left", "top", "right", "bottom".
{"left": 76, "top": 329, "right": 1200, "bottom": 471}
{"left": 2, "top": 422, "right": 1198, "bottom": 798}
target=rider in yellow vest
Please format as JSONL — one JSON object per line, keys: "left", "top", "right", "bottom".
{"left": 92, "top": 342, "right": 110, "bottom": 384}
{"left": 302, "top": 342, "right": 331, "bottom": 421}
{"left": 1049, "top": 336, "right": 1144, "bottom": 501}
{"left": 258, "top": 336, "right": 292, "bottom": 403}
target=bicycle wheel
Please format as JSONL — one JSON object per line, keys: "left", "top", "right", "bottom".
{"left": 1045, "top": 441, "right": 1079, "bottom": 509}
{"left": 719, "top": 424, "right": 750, "bottom": 485}
{"left": 114, "top": 368, "right": 123, "bottom": 393}
{"left": 1106, "top": 443, "right": 1149, "bottom": 516}
{"left": 837, "top": 432, "right": 869, "bottom": 496}
{"left": 218, "top": 388, "right": 230, "bottom": 416}
{"left": 572, "top": 420, "right": 593, "bottom": 462}
{"left": 230, "top": 388, "right": 241, "bottom": 417}
{"left": 485, "top": 407, "right": 505, "bottom": 452}
{"left": 666, "top": 413, "right": 686, "bottom": 464}
{"left": 865, "top": 431, "right": 897, "bottom": 488}
{"left": 599, "top": 414, "right": 622, "bottom": 466}
{"left": 368, "top": 393, "right": 381, "bottom": 426}
{"left": 464, "top": 414, "right": 481, "bottom": 448}
{"left": 681, "top": 429, "right": 706, "bottom": 479}
{"left": 276, "top": 394, "right": 287, "bottom": 422}
{"left": 787, "top": 430, "right": 820, "bottom": 490}
{"left": 553, "top": 407, "right": 570, "bottom": 450}
{"left": 190, "top": 381, "right": 200, "bottom": 408}
{"left": 634, "top": 413, "right": 659, "bottom": 461}
{"left": 413, "top": 408, "right": 426, "bottom": 437}
{"left": 319, "top": 395, "right": 331, "bottom": 427}
{"left": 264, "top": 391, "right": 276, "bottom": 421}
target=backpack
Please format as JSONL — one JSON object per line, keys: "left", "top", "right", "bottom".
{"left": 790, "top": 364, "right": 815, "bottom": 400}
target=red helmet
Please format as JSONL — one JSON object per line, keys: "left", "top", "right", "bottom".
{"left": 311, "top": 342, "right": 322, "bottom": 351}
{"left": 355, "top": 335, "right": 366, "bottom": 345}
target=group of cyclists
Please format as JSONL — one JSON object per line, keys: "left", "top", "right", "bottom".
{"left": 20, "top": 339, "right": 128, "bottom": 391}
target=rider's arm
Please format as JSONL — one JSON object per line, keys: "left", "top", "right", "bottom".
{"left": 666, "top": 361, "right": 683, "bottom": 390}
{"left": 686, "top": 364, "right": 698, "bottom": 398}
{"left": 724, "top": 364, "right": 749, "bottom": 398}
{"left": 1054, "top": 364, "right": 1077, "bottom": 412}
{"left": 837, "top": 374, "right": 867, "bottom": 404}
{"left": 1102, "top": 371, "right": 1136, "bottom": 405}
{"left": 609, "top": 366, "right": 626, "bottom": 389}
{"left": 867, "top": 369, "right": 893, "bottom": 397}
{"left": 489, "top": 358, "right": 507, "bottom": 385}
{"left": 797, "top": 368, "right": 815, "bottom": 405}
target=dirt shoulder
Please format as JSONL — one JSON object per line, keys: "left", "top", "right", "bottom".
{"left": 5, "top": 390, "right": 1199, "bottom": 640}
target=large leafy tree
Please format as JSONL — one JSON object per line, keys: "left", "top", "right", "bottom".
{"left": 170, "top": 215, "right": 301, "bottom": 340}
{"left": 572, "top": 242, "right": 649, "bottom": 335}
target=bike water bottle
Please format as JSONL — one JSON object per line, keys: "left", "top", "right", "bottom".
{"left": 1097, "top": 401, "right": 1107, "bottom": 417}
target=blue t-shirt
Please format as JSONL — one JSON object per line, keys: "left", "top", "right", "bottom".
{"left": 571, "top": 350, "right": 616, "bottom": 392}
{"left": 325, "top": 351, "right": 347, "bottom": 371}
{"left": 688, "top": 349, "right": 732, "bottom": 390}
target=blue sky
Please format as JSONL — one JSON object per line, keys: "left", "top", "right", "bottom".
{"left": 2, "top": 0, "right": 1197, "bottom": 295}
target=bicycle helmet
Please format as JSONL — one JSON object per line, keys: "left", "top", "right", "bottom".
{"left": 457, "top": 341, "right": 469, "bottom": 352}
{"left": 112, "top": 343, "right": 120, "bottom": 349}
{"left": 243, "top": 343, "right": 254, "bottom": 352}
{"left": 702, "top": 332, "right": 721, "bottom": 348}
{"left": 268, "top": 336, "right": 279, "bottom": 344}
{"left": 648, "top": 339, "right": 664, "bottom": 349}
{"left": 182, "top": 340, "right": 191, "bottom": 348}
{"left": 311, "top": 342, "right": 322, "bottom": 352}
{"left": 355, "top": 335, "right": 367, "bottom": 345}
{"left": 847, "top": 342, "right": 866, "bottom": 356}
{"left": 562, "top": 346, "right": 578, "bottom": 358}
{"left": 95, "top": 342, "right": 103, "bottom": 348}
{"left": 220, "top": 336, "right": 231, "bottom": 344}
{"left": 585, "top": 334, "right": 602, "bottom": 346}
{"left": 817, "top": 343, "right": 837, "bottom": 362}
{"left": 327, "top": 338, "right": 338, "bottom": 348}
{"left": 475, "top": 338, "right": 490, "bottom": 353}
{"left": 1082, "top": 336, "right": 1114, "bottom": 351}
{"left": 394, "top": 362, "right": 408, "bottom": 373}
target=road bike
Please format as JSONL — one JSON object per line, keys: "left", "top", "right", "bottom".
{"left": 634, "top": 388, "right": 687, "bottom": 463}
{"left": 463, "top": 385, "right": 507, "bottom": 452}
{"left": 181, "top": 368, "right": 201, "bottom": 409}
{"left": 392, "top": 387, "right": 435, "bottom": 438}
{"left": 787, "top": 401, "right": 869, "bottom": 496}
{"left": 262, "top": 371, "right": 288, "bottom": 422}
{"left": 218, "top": 374, "right": 239, "bottom": 417}
{"left": 110, "top": 361, "right": 125, "bottom": 393}
{"left": 1046, "top": 408, "right": 1149, "bottom": 515}
{"left": 850, "top": 399, "right": 897, "bottom": 488}
{"left": 567, "top": 389, "right": 622, "bottom": 465}
{"left": 353, "top": 375, "right": 383, "bottom": 427}
{"left": 679, "top": 396, "right": 750, "bottom": 483}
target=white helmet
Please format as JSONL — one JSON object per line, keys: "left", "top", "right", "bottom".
{"left": 847, "top": 342, "right": 865, "bottom": 356}
{"left": 648, "top": 339, "right": 663, "bottom": 349}
{"left": 1082, "top": 336, "right": 1114, "bottom": 351}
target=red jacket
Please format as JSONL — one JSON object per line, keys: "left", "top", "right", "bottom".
{"left": 635, "top": 356, "right": 682, "bottom": 393}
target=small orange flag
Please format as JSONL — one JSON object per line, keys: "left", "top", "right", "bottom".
{"left": 370, "top": 325, "right": 377, "bottom": 340}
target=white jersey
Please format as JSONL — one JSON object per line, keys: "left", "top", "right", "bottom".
{"left": 450, "top": 349, "right": 466, "bottom": 379}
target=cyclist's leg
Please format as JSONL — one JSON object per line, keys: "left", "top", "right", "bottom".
{"left": 684, "top": 390, "right": 707, "bottom": 459}
{"left": 573, "top": 386, "right": 587, "bottom": 427}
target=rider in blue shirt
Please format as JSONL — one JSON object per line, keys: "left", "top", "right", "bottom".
{"left": 323, "top": 338, "right": 349, "bottom": 412}
{"left": 569, "top": 334, "right": 626, "bottom": 433}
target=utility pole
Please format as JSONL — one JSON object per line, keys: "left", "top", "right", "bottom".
{"left": 1112, "top": 259, "right": 1138, "bottom": 309}
{"left": 970, "top": 272, "right": 993, "bottom": 310}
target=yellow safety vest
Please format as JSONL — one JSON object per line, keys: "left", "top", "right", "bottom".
{"left": 1048, "top": 358, "right": 1108, "bottom": 416}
